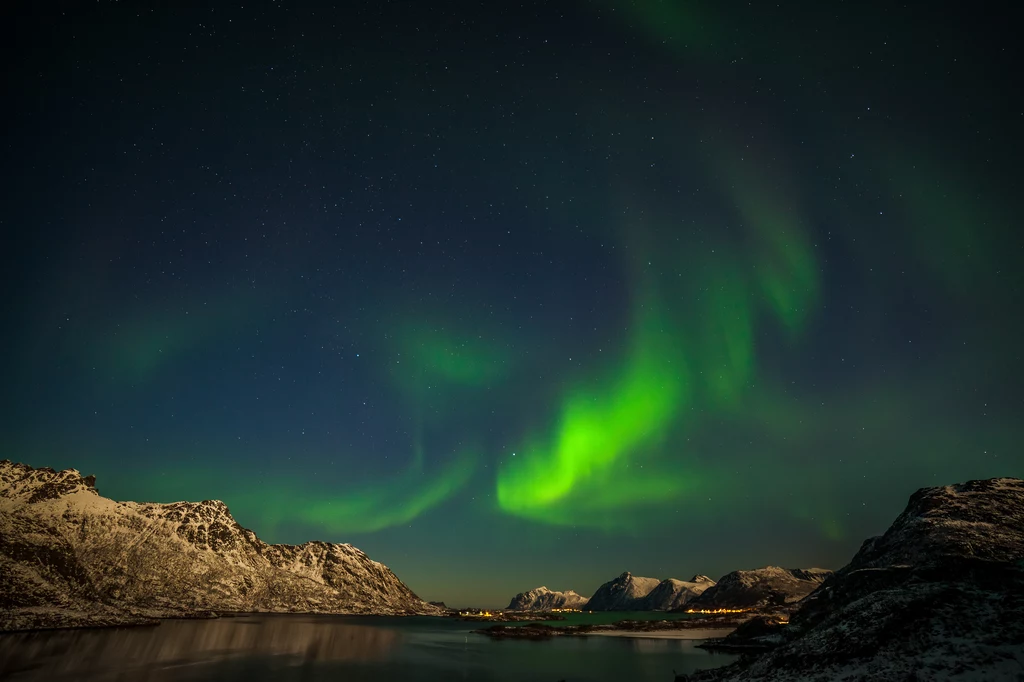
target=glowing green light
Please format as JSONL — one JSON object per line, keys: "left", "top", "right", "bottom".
{"left": 387, "top": 323, "right": 511, "bottom": 411}
{"left": 598, "top": 0, "right": 718, "bottom": 54}
{"left": 406, "top": 329, "right": 507, "bottom": 386}
{"left": 496, "top": 143, "right": 821, "bottom": 529}
{"left": 90, "top": 293, "right": 256, "bottom": 383}
{"left": 497, "top": 288, "right": 693, "bottom": 525}
{"left": 720, "top": 158, "right": 819, "bottom": 333}
{"left": 294, "top": 449, "right": 474, "bottom": 533}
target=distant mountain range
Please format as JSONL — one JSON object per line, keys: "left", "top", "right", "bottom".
{"left": 505, "top": 586, "right": 589, "bottom": 611}
{"left": 507, "top": 568, "right": 829, "bottom": 614}
{"left": 582, "top": 572, "right": 720, "bottom": 611}
{"left": 684, "top": 477, "right": 1024, "bottom": 682}
{"left": 640, "top": 575, "right": 716, "bottom": 610}
{"left": 0, "top": 460, "right": 439, "bottom": 631}
{"left": 683, "top": 567, "right": 831, "bottom": 610}
{"left": 7, "top": 456, "right": 1021, "bottom": 682}
{"left": 583, "top": 571, "right": 664, "bottom": 611}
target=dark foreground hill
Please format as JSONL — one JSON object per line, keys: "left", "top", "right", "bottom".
{"left": 684, "top": 477, "right": 1024, "bottom": 682}
{"left": 0, "top": 460, "right": 440, "bottom": 631}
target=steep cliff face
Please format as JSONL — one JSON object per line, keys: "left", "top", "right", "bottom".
{"left": 686, "top": 478, "right": 1024, "bottom": 682}
{"left": 684, "top": 566, "right": 832, "bottom": 610}
{"left": 505, "top": 586, "right": 589, "bottom": 611}
{"left": 639, "top": 575, "right": 716, "bottom": 611}
{"left": 583, "top": 572, "right": 663, "bottom": 611}
{"left": 0, "top": 460, "right": 440, "bottom": 631}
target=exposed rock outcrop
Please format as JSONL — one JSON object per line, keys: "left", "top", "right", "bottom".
{"left": 583, "top": 571, "right": 662, "bottom": 611}
{"left": 684, "top": 477, "right": 1024, "bottom": 682}
{"left": 683, "top": 566, "right": 832, "bottom": 611}
{"left": 505, "top": 586, "right": 589, "bottom": 611}
{"left": 639, "top": 575, "right": 716, "bottom": 611}
{"left": 0, "top": 460, "right": 441, "bottom": 631}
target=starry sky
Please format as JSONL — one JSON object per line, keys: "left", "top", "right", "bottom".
{"left": 3, "top": 1, "right": 1022, "bottom": 608}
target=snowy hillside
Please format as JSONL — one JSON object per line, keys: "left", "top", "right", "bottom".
{"left": 639, "top": 575, "right": 716, "bottom": 611}
{"left": 0, "top": 460, "right": 441, "bottom": 631}
{"left": 505, "top": 586, "right": 589, "bottom": 611}
{"left": 584, "top": 572, "right": 663, "bottom": 611}
{"left": 684, "top": 566, "right": 832, "bottom": 610}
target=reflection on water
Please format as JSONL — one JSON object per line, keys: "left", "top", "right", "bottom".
{"left": 0, "top": 616, "right": 396, "bottom": 681}
{"left": 0, "top": 615, "right": 737, "bottom": 682}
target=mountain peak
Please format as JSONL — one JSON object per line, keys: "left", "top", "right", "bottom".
{"left": 585, "top": 572, "right": 662, "bottom": 611}
{"left": 690, "top": 477, "right": 1024, "bottom": 681}
{"left": 848, "top": 476, "right": 1024, "bottom": 571}
{"left": 505, "top": 586, "right": 588, "bottom": 611}
{"left": 1, "top": 459, "right": 100, "bottom": 503}
{"left": 0, "top": 459, "right": 441, "bottom": 631}
{"left": 685, "top": 566, "right": 833, "bottom": 610}
{"left": 638, "top": 576, "right": 716, "bottom": 611}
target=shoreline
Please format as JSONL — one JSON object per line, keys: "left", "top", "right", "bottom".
{"left": 2, "top": 610, "right": 746, "bottom": 640}
{"left": 473, "top": 614, "right": 752, "bottom": 640}
{"left": 0, "top": 609, "right": 448, "bottom": 636}
{"left": 585, "top": 626, "right": 737, "bottom": 638}
{"left": 582, "top": 627, "right": 735, "bottom": 640}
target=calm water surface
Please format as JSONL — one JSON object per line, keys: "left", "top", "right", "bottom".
{"left": 0, "top": 614, "right": 738, "bottom": 682}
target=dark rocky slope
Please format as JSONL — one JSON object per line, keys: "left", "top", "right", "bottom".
{"left": 684, "top": 477, "right": 1024, "bottom": 682}
{"left": 0, "top": 460, "right": 440, "bottom": 631}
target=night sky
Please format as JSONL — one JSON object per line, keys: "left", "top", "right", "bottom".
{"left": 4, "top": 1, "right": 1022, "bottom": 608}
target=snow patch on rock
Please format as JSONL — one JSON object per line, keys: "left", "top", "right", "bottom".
{"left": 683, "top": 477, "right": 1024, "bottom": 682}
{"left": 0, "top": 460, "right": 442, "bottom": 631}
{"left": 505, "top": 586, "right": 589, "bottom": 611}
{"left": 584, "top": 571, "right": 664, "bottom": 611}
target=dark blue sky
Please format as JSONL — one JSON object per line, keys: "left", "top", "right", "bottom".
{"left": 4, "top": 0, "right": 1022, "bottom": 606}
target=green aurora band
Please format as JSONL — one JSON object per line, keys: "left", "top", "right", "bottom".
{"left": 391, "top": 322, "right": 510, "bottom": 394}
{"left": 496, "top": 149, "right": 820, "bottom": 528}
{"left": 497, "top": 285, "right": 696, "bottom": 526}
{"left": 289, "top": 447, "right": 475, "bottom": 534}
{"left": 78, "top": 145, "right": 989, "bottom": 542}
{"left": 139, "top": 444, "right": 476, "bottom": 537}
{"left": 88, "top": 290, "right": 259, "bottom": 385}
{"left": 598, "top": 0, "right": 720, "bottom": 56}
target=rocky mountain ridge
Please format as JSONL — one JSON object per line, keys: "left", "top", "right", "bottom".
{"left": 639, "top": 575, "right": 716, "bottom": 611}
{"left": 561, "top": 565, "right": 830, "bottom": 613}
{"left": 583, "top": 571, "right": 663, "bottom": 611}
{"left": 683, "top": 566, "right": 832, "bottom": 610}
{"left": 0, "top": 460, "right": 440, "bottom": 631}
{"left": 505, "top": 586, "right": 589, "bottom": 611}
{"left": 686, "top": 477, "right": 1024, "bottom": 682}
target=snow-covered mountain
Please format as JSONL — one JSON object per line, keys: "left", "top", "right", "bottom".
{"left": 584, "top": 571, "right": 663, "bottom": 611}
{"left": 684, "top": 566, "right": 832, "bottom": 610}
{"left": 639, "top": 575, "right": 716, "bottom": 611}
{"left": 504, "top": 586, "right": 589, "bottom": 611}
{"left": 685, "top": 477, "right": 1024, "bottom": 682}
{"left": 0, "top": 460, "right": 441, "bottom": 631}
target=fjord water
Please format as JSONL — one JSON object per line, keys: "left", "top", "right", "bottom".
{"left": 0, "top": 614, "right": 737, "bottom": 682}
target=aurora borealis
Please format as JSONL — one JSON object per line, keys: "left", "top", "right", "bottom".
{"left": 4, "top": 1, "right": 1022, "bottom": 607}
